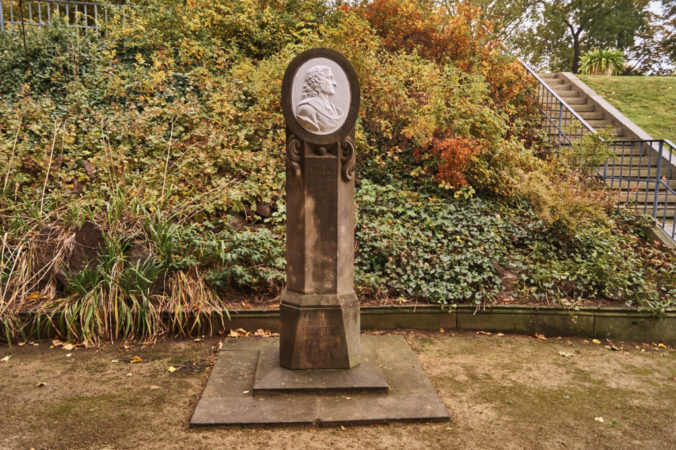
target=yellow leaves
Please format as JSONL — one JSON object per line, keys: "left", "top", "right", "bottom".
{"left": 130, "top": 356, "right": 144, "bottom": 364}
{"left": 592, "top": 339, "right": 602, "bottom": 344}
{"left": 228, "top": 328, "right": 250, "bottom": 338}
{"left": 167, "top": 366, "right": 177, "bottom": 373}
{"left": 254, "top": 329, "right": 279, "bottom": 338}
{"left": 228, "top": 328, "right": 279, "bottom": 338}
{"left": 150, "top": 70, "right": 167, "bottom": 86}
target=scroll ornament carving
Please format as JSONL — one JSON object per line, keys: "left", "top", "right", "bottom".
{"left": 287, "top": 134, "right": 302, "bottom": 179}
{"left": 341, "top": 137, "right": 356, "bottom": 182}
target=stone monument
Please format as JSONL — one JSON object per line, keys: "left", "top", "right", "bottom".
{"left": 279, "top": 48, "right": 361, "bottom": 369}
{"left": 190, "top": 49, "right": 450, "bottom": 426}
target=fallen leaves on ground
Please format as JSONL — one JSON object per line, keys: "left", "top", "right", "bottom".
{"left": 62, "top": 343, "right": 74, "bottom": 351}
{"left": 228, "top": 328, "right": 279, "bottom": 338}
{"left": 558, "top": 351, "right": 574, "bottom": 358}
{"left": 594, "top": 417, "right": 604, "bottom": 423}
{"left": 1, "top": 355, "right": 12, "bottom": 362}
{"left": 167, "top": 366, "right": 177, "bottom": 373}
{"left": 228, "top": 328, "right": 251, "bottom": 338}
{"left": 592, "top": 339, "right": 602, "bottom": 344}
{"left": 254, "top": 329, "right": 279, "bottom": 337}
{"left": 534, "top": 333, "right": 547, "bottom": 340}
{"left": 36, "top": 382, "right": 46, "bottom": 388}
{"left": 130, "top": 356, "right": 143, "bottom": 364}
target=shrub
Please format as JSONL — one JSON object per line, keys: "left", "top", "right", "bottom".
{"left": 579, "top": 48, "right": 626, "bottom": 75}
{"left": 355, "top": 179, "right": 514, "bottom": 304}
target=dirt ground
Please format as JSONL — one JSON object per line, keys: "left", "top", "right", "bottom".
{"left": 1, "top": 330, "right": 674, "bottom": 449}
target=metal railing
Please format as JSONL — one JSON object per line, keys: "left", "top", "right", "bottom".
{"left": 519, "top": 59, "right": 676, "bottom": 241}
{"left": 0, "top": 0, "right": 114, "bottom": 32}
{"left": 519, "top": 59, "right": 596, "bottom": 150}
{"left": 602, "top": 139, "right": 676, "bottom": 238}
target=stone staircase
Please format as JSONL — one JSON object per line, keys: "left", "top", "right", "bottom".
{"left": 536, "top": 72, "right": 676, "bottom": 232}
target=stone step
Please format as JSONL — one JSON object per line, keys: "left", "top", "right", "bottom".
{"left": 578, "top": 111, "right": 605, "bottom": 120}
{"left": 600, "top": 161, "right": 661, "bottom": 170}
{"left": 621, "top": 204, "right": 676, "bottom": 217}
{"left": 602, "top": 179, "right": 676, "bottom": 190}
{"left": 604, "top": 190, "right": 676, "bottom": 203}
{"left": 537, "top": 73, "right": 560, "bottom": 81}
{"left": 586, "top": 119, "right": 613, "bottom": 128}
{"left": 560, "top": 96, "right": 588, "bottom": 105}
{"left": 572, "top": 103, "right": 596, "bottom": 113}
{"left": 610, "top": 148, "right": 653, "bottom": 158}
{"left": 552, "top": 88, "right": 577, "bottom": 97}
{"left": 599, "top": 167, "right": 663, "bottom": 177}
{"left": 541, "top": 78, "right": 566, "bottom": 87}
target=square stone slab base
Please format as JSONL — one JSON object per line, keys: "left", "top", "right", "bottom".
{"left": 254, "top": 342, "right": 388, "bottom": 393}
{"left": 190, "top": 335, "right": 450, "bottom": 426}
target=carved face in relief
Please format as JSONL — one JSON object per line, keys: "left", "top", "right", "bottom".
{"left": 292, "top": 59, "right": 350, "bottom": 135}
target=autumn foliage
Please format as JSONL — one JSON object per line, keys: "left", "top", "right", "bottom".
{"left": 355, "top": 0, "right": 541, "bottom": 192}
{"left": 430, "top": 137, "right": 480, "bottom": 188}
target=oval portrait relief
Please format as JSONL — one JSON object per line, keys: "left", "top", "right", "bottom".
{"left": 291, "top": 58, "right": 351, "bottom": 136}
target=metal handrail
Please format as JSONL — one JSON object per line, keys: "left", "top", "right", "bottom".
{"left": 0, "top": 0, "right": 120, "bottom": 32}
{"left": 519, "top": 59, "right": 596, "bottom": 135}
{"left": 520, "top": 59, "right": 676, "bottom": 241}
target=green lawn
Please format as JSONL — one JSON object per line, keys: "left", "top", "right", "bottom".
{"left": 577, "top": 75, "right": 676, "bottom": 143}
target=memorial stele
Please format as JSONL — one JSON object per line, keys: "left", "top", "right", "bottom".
{"left": 279, "top": 48, "right": 361, "bottom": 369}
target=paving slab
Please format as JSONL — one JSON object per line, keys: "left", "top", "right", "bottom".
{"left": 191, "top": 335, "right": 450, "bottom": 426}
{"left": 253, "top": 343, "right": 388, "bottom": 393}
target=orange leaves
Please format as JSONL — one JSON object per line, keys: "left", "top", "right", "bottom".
{"left": 416, "top": 137, "right": 482, "bottom": 189}
{"left": 360, "top": 0, "right": 498, "bottom": 66}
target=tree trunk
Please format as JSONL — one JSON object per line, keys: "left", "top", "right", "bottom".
{"left": 571, "top": 33, "right": 581, "bottom": 73}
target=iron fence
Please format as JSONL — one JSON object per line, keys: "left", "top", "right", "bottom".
{"left": 519, "top": 59, "right": 595, "bottom": 150}
{"left": 601, "top": 139, "right": 676, "bottom": 238}
{"left": 519, "top": 59, "right": 676, "bottom": 241}
{"left": 0, "top": 0, "right": 116, "bottom": 32}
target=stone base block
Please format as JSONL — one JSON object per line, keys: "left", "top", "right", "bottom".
{"left": 280, "top": 289, "right": 360, "bottom": 369}
{"left": 253, "top": 342, "right": 388, "bottom": 394}
{"left": 190, "top": 335, "right": 451, "bottom": 426}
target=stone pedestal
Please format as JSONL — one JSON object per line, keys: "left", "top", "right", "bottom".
{"left": 279, "top": 48, "right": 362, "bottom": 369}
{"left": 280, "top": 290, "right": 360, "bottom": 369}
{"left": 280, "top": 132, "right": 360, "bottom": 369}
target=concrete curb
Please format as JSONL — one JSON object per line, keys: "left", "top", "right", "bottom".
{"left": 12, "top": 305, "right": 676, "bottom": 344}
{"left": 645, "top": 225, "right": 676, "bottom": 255}
{"left": 226, "top": 305, "right": 676, "bottom": 345}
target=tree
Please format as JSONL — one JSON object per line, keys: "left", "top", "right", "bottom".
{"left": 526, "top": 0, "right": 649, "bottom": 72}
{"left": 625, "top": 0, "right": 675, "bottom": 74}
{"left": 470, "top": 0, "right": 647, "bottom": 72}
